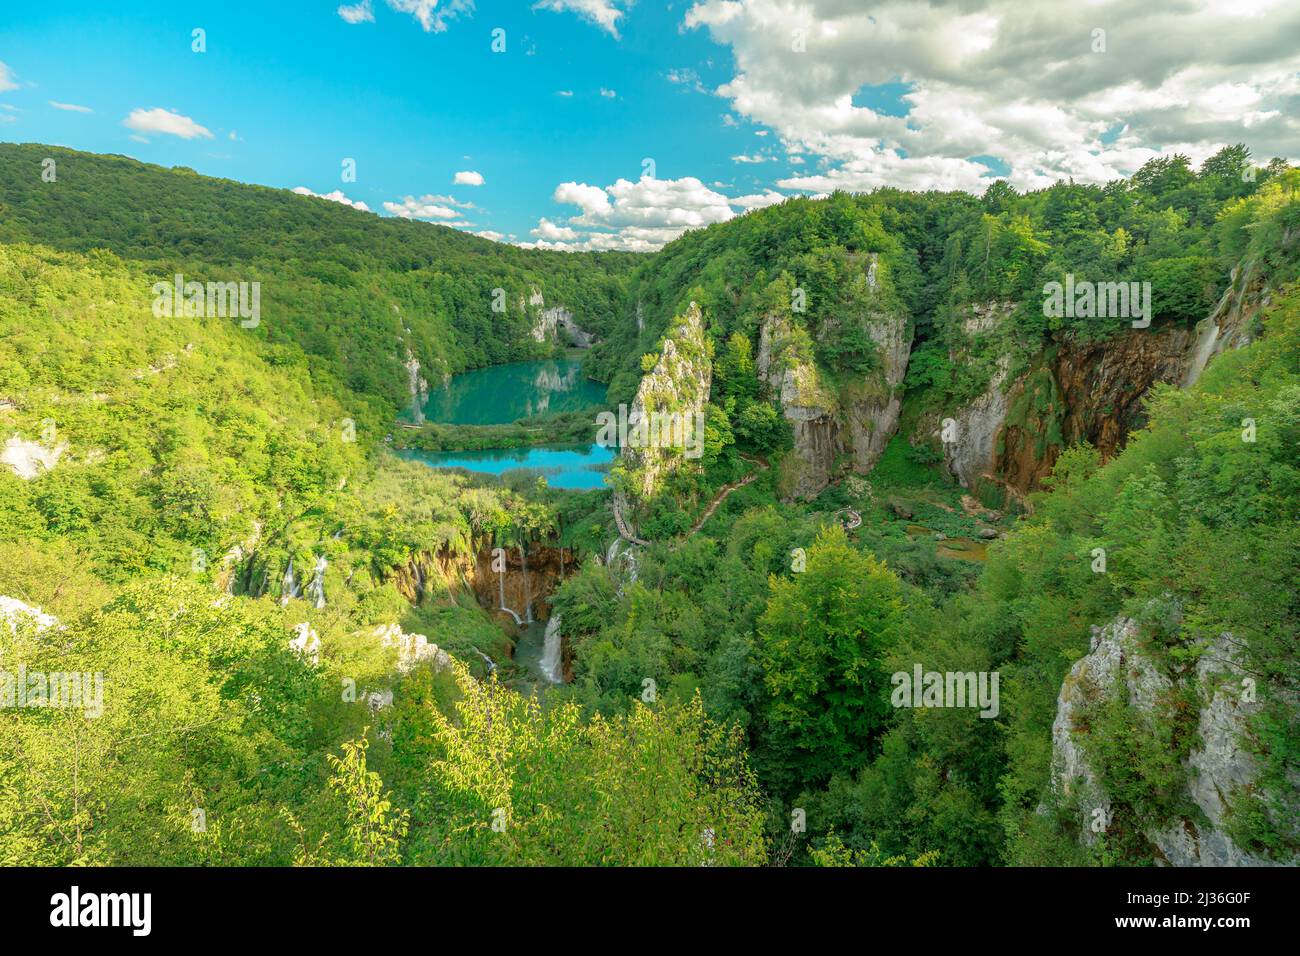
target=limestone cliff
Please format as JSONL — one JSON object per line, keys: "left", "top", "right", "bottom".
{"left": 758, "top": 254, "right": 913, "bottom": 500}
{"left": 526, "top": 288, "right": 595, "bottom": 347}
{"left": 936, "top": 259, "right": 1268, "bottom": 504}
{"left": 617, "top": 301, "right": 713, "bottom": 503}
{"left": 1049, "top": 617, "right": 1291, "bottom": 866}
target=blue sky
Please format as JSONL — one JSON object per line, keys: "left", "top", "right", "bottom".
{"left": 0, "top": 0, "right": 801, "bottom": 247}
{"left": 2, "top": 1, "right": 1296, "bottom": 250}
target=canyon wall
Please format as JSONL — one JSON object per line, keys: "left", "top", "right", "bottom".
{"left": 757, "top": 254, "right": 913, "bottom": 500}
{"left": 935, "top": 259, "right": 1268, "bottom": 505}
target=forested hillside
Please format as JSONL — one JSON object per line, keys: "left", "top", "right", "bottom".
{"left": 0, "top": 143, "right": 636, "bottom": 406}
{"left": 1, "top": 142, "right": 1295, "bottom": 866}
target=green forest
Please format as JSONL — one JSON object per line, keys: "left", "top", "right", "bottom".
{"left": 1, "top": 142, "right": 1296, "bottom": 866}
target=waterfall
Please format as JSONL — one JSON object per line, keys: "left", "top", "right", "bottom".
{"left": 540, "top": 614, "right": 564, "bottom": 684}
{"left": 279, "top": 558, "right": 301, "bottom": 606}
{"left": 1182, "top": 318, "right": 1221, "bottom": 388}
{"left": 474, "top": 648, "right": 498, "bottom": 675}
{"left": 519, "top": 544, "right": 533, "bottom": 624}
{"left": 305, "top": 556, "right": 328, "bottom": 609}
{"left": 497, "top": 558, "right": 523, "bottom": 625}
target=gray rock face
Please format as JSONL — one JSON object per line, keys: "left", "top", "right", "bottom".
{"left": 844, "top": 310, "right": 911, "bottom": 473}
{"left": 2, "top": 434, "right": 68, "bottom": 480}
{"left": 621, "top": 302, "right": 712, "bottom": 500}
{"left": 757, "top": 255, "right": 912, "bottom": 500}
{"left": 937, "top": 302, "right": 1017, "bottom": 491}
{"left": 371, "top": 622, "right": 452, "bottom": 674}
{"left": 1050, "top": 618, "right": 1285, "bottom": 866}
{"left": 527, "top": 289, "right": 594, "bottom": 346}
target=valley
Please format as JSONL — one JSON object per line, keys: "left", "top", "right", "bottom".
{"left": 1, "top": 142, "right": 1297, "bottom": 868}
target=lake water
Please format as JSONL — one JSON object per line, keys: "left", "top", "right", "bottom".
{"left": 421, "top": 359, "right": 607, "bottom": 425}
{"left": 398, "top": 444, "right": 614, "bottom": 490}
{"left": 404, "top": 359, "right": 614, "bottom": 490}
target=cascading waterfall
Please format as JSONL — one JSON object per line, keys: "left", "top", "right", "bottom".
{"left": 305, "top": 556, "right": 328, "bottom": 609}
{"left": 497, "top": 557, "right": 523, "bottom": 626}
{"left": 519, "top": 544, "right": 533, "bottom": 624}
{"left": 540, "top": 614, "right": 564, "bottom": 684}
{"left": 1183, "top": 319, "right": 1221, "bottom": 389}
{"left": 279, "top": 557, "right": 301, "bottom": 606}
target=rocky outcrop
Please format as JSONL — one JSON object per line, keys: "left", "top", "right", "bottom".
{"left": 288, "top": 622, "right": 321, "bottom": 665}
{"left": 370, "top": 622, "right": 453, "bottom": 673}
{"left": 757, "top": 311, "right": 839, "bottom": 499}
{"left": 2, "top": 434, "right": 68, "bottom": 479}
{"left": 404, "top": 350, "right": 428, "bottom": 425}
{"left": 0, "top": 596, "right": 60, "bottom": 634}
{"left": 940, "top": 265, "right": 1264, "bottom": 503}
{"left": 843, "top": 310, "right": 911, "bottom": 472}
{"left": 527, "top": 290, "right": 594, "bottom": 347}
{"left": 942, "top": 353, "right": 1014, "bottom": 494}
{"left": 1050, "top": 617, "right": 1286, "bottom": 866}
{"left": 758, "top": 255, "right": 913, "bottom": 500}
{"left": 618, "top": 301, "right": 712, "bottom": 502}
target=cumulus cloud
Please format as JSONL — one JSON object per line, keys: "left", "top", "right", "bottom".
{"left": 338, "top": 1, "right": 375, "bottom": 23}
{"left": 533, "top": 1, "right": 632, "bottom": 39}
{"left": 292, "top": 186, "right": 372, "bottom": 212}
{"left": 383, "top": 194, "right": 468, "bottom": 219}
{"left": 123, "top": 108, "right": 213, "bottom": 140}
{"left": 729, "top": 189, "right": 789, "bottom": 211}
{"left": 0, "top": 61, "right": 19, "bottom": 93}
{"left": 522, "top": 175, "right": 742, "bottom": 252}
{"left": 49, "top": 101, "right": 92, "bottom": 113}
{"left": 683, "top": 0, "right": 1300, "bottom": 193}
{"left": 453, "top": 170, "right": 484, "bottom": 186}
{"left": 386, "top": 0, "right": 474, "bottom": 33}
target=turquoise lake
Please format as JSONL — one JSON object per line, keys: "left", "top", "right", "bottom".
{"left": 398, "top": 444, "right": 614, "bottom": 490}
{"left": 403, "top": 359, "right": 614, "bottom": 490}
{"left": 420, "top": 359, "right": 607, "bottom": 425}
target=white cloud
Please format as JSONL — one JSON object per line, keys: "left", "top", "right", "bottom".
{"left": 49, "top": 101, "right": 92, "bottom": 113}
{"left": 338, "top": 0, "right": 375, "bottom": 23}
{"left": 523, "top": 175, "right": 739, "bottom": 252}
{"left": 453, "top": 170, "right": 484, "bottom": 186}
{"left": 731, "top": 153, "right": 768, "bottom": 164}
{"left": 730, "top": 189, "right": 788, "bottom": 211}
{"left": 123, "top": 107, "right": 213, "bottom": 140}
{"left": 683, "top": 0, "right": 1300, "bottom": 193}
{"left": 532, "top": 218, "right": 580, "bottom": 241}
{"left": 473, "top": 230, "right": 506, "bottom": 241}
{"left": 0, "top": 62, "right": 18, "bottom": 93}
{"left": 292, "top": 186, "right": 372, "bottom": 212}
{"left": 556, "top": 90, "right": 574, "bottom": 97}
{"left": 533, "top": 0, "right": 632, "bottom": 39}
{"left": 383, "top": 194, "right": 466, "bottom": 219}
{"left": 385, "top": 0, "right": 474, "bottom": 33}
{"left": 666, "top": 68, "right": 707, "bottom": 93}
{"left": 600, "top": 87, "right": 617, "bottom": 98}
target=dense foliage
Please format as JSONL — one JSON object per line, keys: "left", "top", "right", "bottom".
{"left": 2, "top": 142, "right": 1295, "bottom": 866}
